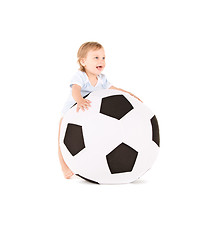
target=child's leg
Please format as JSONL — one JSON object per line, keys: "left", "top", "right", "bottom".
{"left": 58, "top": 117, "right": 74, "bottom": 179}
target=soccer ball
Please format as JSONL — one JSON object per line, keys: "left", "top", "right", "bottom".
{"left": 59, "top": 89, "right": 160, "bottom": 184}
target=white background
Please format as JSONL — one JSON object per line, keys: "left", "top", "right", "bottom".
{"left": 0, "top": 0, "right": 216, "bottom": 239}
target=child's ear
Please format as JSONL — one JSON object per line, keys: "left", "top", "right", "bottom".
{"left": 80, "top": 58, "right": 86, "bottom": 67}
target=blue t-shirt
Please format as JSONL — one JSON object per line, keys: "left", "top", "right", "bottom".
{"left": 61, "top": 70, "right": 112, "bottom": 115}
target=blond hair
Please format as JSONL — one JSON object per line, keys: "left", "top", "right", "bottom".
{"left": 77, "top": 42, "right": 103, "bottom": 72}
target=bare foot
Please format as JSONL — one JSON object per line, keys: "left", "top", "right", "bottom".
{"left": 62, "top": 168, "right": 74, "bottom": 179}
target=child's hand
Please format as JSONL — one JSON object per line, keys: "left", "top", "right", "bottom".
{"left": 110, "top": 86, "right": 143, "bottom": 103}
{"left": 76, "top": 98, "right": 91, "bottom": 112}
{"left": 129, "top": 92, "right": 143, "bottom": 103}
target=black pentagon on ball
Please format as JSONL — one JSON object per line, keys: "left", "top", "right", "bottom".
{"left": 100, "top": 95, "right": 134, "bottom": 120}
{"left": 64, "top": 123, "right": 85, "bottom": 156}
{"left": 106, "top": 143, "right": 138, "bottom": 174}
{"left": 150, "top": 115, "right": 160, "bottom": 147}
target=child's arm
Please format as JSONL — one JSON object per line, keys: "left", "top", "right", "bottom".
{"left": 109, "top": 86, "right": 143, "bottom": 103}
{"left": 72, "top": 84, "right": 91, "bottom": 112}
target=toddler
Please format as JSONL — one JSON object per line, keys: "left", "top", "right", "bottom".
{"left": 58, "top": 41, "right": 143, "bottom": 178}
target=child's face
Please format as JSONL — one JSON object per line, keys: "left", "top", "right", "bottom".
{"left": 81, "top": 48, "right": 106, "bottom": 76}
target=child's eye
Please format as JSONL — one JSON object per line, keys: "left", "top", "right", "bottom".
{"left": 95, "top": 57, "right": 99, "bottom": 59}
{"left": 103, "top": 57, "right": 105, "bottom": 60}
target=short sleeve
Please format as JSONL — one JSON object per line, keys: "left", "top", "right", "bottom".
{"left": 69, "top": 72, "right": 85, "bottom": 88}
{"left": 101, "top": 74, "right": 112, "bottom": 89}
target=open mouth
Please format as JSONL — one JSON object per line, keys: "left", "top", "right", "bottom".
{"left": 96, "top": 66, "right": 103, "bottom": 70}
